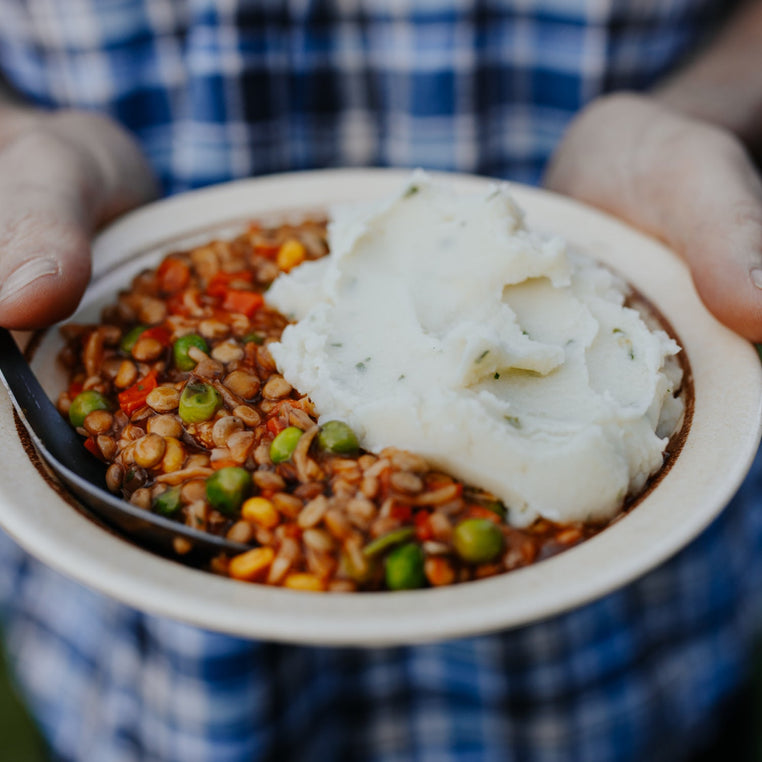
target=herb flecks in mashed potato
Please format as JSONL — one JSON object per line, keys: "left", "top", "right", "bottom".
{"left": 268, "top": 172, "right": 684, "bottom": 526}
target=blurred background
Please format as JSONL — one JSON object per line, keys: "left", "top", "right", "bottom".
{"left": 1, "top": 633, "right": 761, "bottom": 761}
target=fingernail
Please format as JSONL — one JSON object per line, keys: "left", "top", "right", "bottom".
{"left": 0, "top": 257, "right": 60, "bottom": 305}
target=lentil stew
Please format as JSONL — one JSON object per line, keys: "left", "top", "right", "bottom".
{"left": 55, "top": 217, "right": 681, "bottom": 593}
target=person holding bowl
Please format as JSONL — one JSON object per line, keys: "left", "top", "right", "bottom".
{"left": 0, "top": 1, "right": 761, "bottom": 760}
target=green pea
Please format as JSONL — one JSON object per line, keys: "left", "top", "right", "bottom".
{"left": 178, "top": 382, "right": 222, "bottom": 423}
{"left": 363, "top": 526, "right": 416, "bottom": 557}
{"left": 120, "top": 325, "right": 148, "bottom": 354}
{"left": 241, "top": 331, "right": 265, "bottom": 345}
{"left": 317, "top": 420, "right": 359, "bottom": 456}
{"left": 153, "top": 485, "right": 182, "bottom": 516}
{"left": 270, "top": 426, "right": 303, "bottom": 464}
{"left": 453, "top": 518, "right": 504, "bottom": 564}
{"left": 384, "top": 542, "right": 426, "bottom": 590}
{"left": 173, "top": 333, "right": 209, "bottom": 371}
{"left": 68, "top": 390, "right": 111, "bottom": 428}
{"left": 205, "top": 467, "right": 252, "bottom": 515}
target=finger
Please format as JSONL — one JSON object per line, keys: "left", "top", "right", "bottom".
{"left": 546, "top": 94, "right": 762, "bottom": 342}
{"left": 651, "top": 130, "right": 762, "bottom": 341}
{"left": 0, "top": 113, "right": 156, "bottom": 330}
{"left": 0, "top": 182, "right": 92, "bottom": 330}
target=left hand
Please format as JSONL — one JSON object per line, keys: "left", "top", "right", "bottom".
{"left": 545, "top": 92, "right": 762, "bottom": 342}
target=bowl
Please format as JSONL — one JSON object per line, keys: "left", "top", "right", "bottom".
{"left": 1, "top": 168, "right": 760, "bottom": 646}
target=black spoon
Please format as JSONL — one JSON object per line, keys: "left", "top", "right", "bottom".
{"left": 0, "top": 327, "right": 250, "bottom": 557}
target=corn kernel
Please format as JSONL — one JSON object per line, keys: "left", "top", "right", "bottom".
{"left": 161, "top": 437, "right": 186, "bottom": 473}
{"left": 283, "top": 573, "right": 326, "bottom": 592}
{"left": 229, "top": 546, "right": 275, "bottom": 581}
{"left": 276, "top": 238, "right": 306, "bottom": 272}
{"left": 242, "top": 497, "right": 280, "bottom": 528}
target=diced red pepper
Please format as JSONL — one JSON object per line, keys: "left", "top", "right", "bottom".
{"left": 156, "top": 257, "right": 190, "bottom": 294}
{"left": 206, "top": 270, "right": 253, "bottom": 298}
{"left": 211, "top": 458, "right": 240, "bottom": 471}
{"left": 140, "top": 325, "right": 172, "bottom": 346}
{"left": 83, "top": 437, "right": 101, "bottom": 459}
{"left": 222, "top": 290, "right": 264, "bottom": 317}
{"left": 414, "top": 510, "right": 434, "bottom": 541}
{"left": 67, "top": 381, "right": 83, "bottom": 398}
{"left": 167, "top": 292, "right": 188, "bottom": 317}
{"left": 118, "top": 369, "right": 158, "bottom": 415}
{"left": 390, "top": 503, "right": 412, "bottom": 523}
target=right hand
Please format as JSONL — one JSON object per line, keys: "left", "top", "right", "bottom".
{"left": 0, "top": 108, "right": 157, "bottom": 330}
{"left": 545, "top": 93, "right": 762, "bottom": 342}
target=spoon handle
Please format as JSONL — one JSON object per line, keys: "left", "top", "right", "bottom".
{"left": 0, "top": 327, "right": 249, "bottom": 555}
{"left": 0, "top": 327, "right": 108, "bottom": 487}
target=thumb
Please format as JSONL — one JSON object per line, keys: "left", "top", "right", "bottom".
{"left": 0, "top": 111, "right": 157, "bottom": 330}
{"left": 642, "top": 127, "right": 762, "bottom": 341}
{"left": 545, "top": 93, "right": 762, "bottom": 342}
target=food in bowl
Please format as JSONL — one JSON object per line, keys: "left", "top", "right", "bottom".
{"left": 269, "top": 173, "right": 685, "bottom": 526}
{"left": 55, "top": 173, "right": 687, "bottom": 592}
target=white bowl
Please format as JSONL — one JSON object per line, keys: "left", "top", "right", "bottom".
{"left": 1, "top": 168, "right": 760, "bottom": 646}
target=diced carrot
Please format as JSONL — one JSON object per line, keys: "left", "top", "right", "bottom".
{"left": 424, "top": 556, "right": 456, "bottom": 587}
{"left": 466, "top": 505, "right": 502, "bottom": 524}
{"left": 156, "top": 257, "right": 190, "bottom": 293}
{"left": 206, "top": 270, "right": 253, "bottom": 298}
{"left": 390, "top": 503, "right": 412, "bottom": 523}
{"left": 414, "top": 510, "right": 434, "bottom": 541}
{"left": 254, "top": 243, "right": 280, "bottom": 260}
{"left": 266, "top": 416, "right": 287, "bottom": 436}
{"left": 118, "top": 369, "right": 158, "bottom": 415}
{"left": 290, "top": 396, "right": 316, "bottom": 416}
{"left": 222, "top": 290, "right": 264, "bottom": 317}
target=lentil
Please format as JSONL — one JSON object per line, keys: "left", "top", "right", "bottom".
{"left": 133, "top": 433, "right": 167, "bottom": 469}
{"left": 83, "top": 409, "right": 114, "bottom": 436}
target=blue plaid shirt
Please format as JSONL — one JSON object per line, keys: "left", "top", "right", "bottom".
{"left": 0, "top": 2, "right": 758, "bottom": 761}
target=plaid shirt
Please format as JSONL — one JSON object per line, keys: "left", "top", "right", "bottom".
{"left": 0, "top": 1, "right": 758, "bottom": 761}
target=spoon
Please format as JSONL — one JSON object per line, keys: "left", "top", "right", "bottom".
{"left": 0, "top": 327, "right": 250, "bottom": 557}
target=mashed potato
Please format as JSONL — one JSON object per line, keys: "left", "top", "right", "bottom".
{"left": 268, "top": 172, "right": 684, "bottom": 526}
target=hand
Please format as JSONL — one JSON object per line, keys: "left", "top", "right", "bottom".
{"left": 545, "top": 92, "right": 762, "bottom": 342}
{"left": 0, "top": 108, "right": 157, "bottom": 330}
